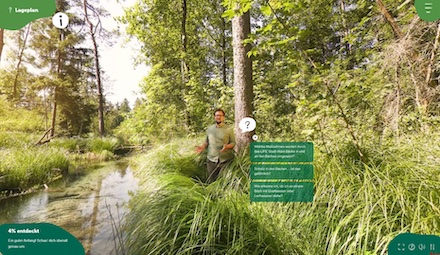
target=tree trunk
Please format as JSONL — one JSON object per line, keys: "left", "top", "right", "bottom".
{"left": 425, "top": 23, "right": 440, "bottom": 87}
{"left": 221, "top": 6, "right": 227, "bottom": 87}
{"left": 83, "top": 0, "right": 105, "bottom": 136}
{"left": 0, "top": 29, "right": 4, "bottom": 62}
{"left": 181, "top": 0, "right": 188, "bottom": 83}
{"left": 51, "top": 29, "right": 64, "bottom": 138}
{"left": 232, "top": 10, "right": 253, "bottom": 152}
{"left": 376, "top": 0, "right": 403, "bottom": 39}
{"left": 50, "top": 87, "right": 58, "bottom": 138}
{"left": 339, "top": 0, "right": 352, "bottom": 56}
{"left": 93, "top": 36, "right": 105, "bottom": 137}
{"left": 12, "top": 25, "right": 31, "bottom": 100}
{"left": 181, "top": 0, "right": 192, "bottom": 130}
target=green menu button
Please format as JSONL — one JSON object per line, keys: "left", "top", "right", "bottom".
{"left": 0, "top": 0, "right": 56, "bottom": 30}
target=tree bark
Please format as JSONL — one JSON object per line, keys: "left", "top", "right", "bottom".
{"left": 51, "top": 29, "right": 64, "bottom": 138}
{"left": 181, "top": 0, "right": 188, "bottom": 83}
{"left": 181, "top": 0, "right": 192, "bottom": 130}
{"left": 376, "top": 0, "right": 403, "bottom": 39}
{"left": 50, "top": 87, "right": 58, "bottom": 138}
{"left": 221, "top": 6, "right": 227, "bottom": 87}
{"left": 83, "top": 0, "right": 105, "bottom": 136}
{"left": 12, "top": 25, "right": 31, "bottom": 100}
{"left": 0, "top": 29, "right": 4, "bottom": 62}
{"left": 232, "top": 10, "right": 253, "bottom": 152}
{"left": 425, "top": 23, "right": 440, "bottom": 86}
{"left": 339, "top": 0, "right": 352, "bottom": 56}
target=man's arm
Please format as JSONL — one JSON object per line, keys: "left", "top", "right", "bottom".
{"left": 220, "top": 143, "right": 234, "bottom": 152}
{"left": 220, "top": 127, "right": 235, "bottom": 152}
{"left": 195, "top": 137, "right": 208, "bottom": 154}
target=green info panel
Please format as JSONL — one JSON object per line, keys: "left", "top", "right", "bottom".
{"left": 250, "top": 182, "right": 314, "bottom": 202}
{"left": 0, "top": 0, "right": 56, "bottom": 30}
{"left": 250, "top": 142, "right": 313, "bottom": 162}
{"left": 250, "top": 142, "right": 314, "bottom": 202}
{"left": 0, "top": 223, "right": 85, "bottom": 255}
{"left": 251, "top": 164, "right": 313, "bottom": 180}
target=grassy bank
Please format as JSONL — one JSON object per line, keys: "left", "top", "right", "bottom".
{"left": 123, "top": 136, "right": 440, "bottom": 254}
{"left": 0, "top": 132, "right": 123, "bottom": 197}
{"left": 0, "top": 147, "right": 69, "bottom": 195}
{"left": 50, "top": 136, "right": 122, "bottom": 161}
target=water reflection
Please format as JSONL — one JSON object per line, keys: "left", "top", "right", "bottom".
{"left": 0, "top": 191, "right": 49, "bottom": 223}
{"left": 0, "top": 160, "right": 138, "bottom": 255}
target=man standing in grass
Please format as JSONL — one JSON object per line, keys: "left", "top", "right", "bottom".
{"left": 196, "top": 109, "right": 235, "bottom": 183}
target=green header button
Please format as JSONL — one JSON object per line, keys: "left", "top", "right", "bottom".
{"left": 415, "top": 0, "right": 440, "bottom": 22}
{"left": 0, "top": 0, "right": 56, "bottom": 30}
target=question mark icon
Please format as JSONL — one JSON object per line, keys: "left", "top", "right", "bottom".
{"left": 239, "top": 117, "right": 256, "bottom": 133}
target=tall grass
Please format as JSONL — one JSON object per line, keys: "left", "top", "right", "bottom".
{"left": 0, "top": 131, "right": 40, "bottom": 148}
{"left": 0, "top": 132, "right": 123, "bottom": 196}
{"left": 0, "top": 147, "right": 69, "bottom": 193}
{"left": 124, "top": 140, "right": 301, "bottom": 254}
{"left": 49, "top": 137, "right": 121, "bottom": 153}
{"left": 0, "top": 109, "right": 45, "bottom": 132}
{"left": 49, "top": 137, "right": 121, "bottom": 161}
{"left": 123, "top": 136, "right": 440, "bottom": 254}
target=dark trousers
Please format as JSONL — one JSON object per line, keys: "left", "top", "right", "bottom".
{"left": 206, "top": 159, "right": 230, "bottom": 183}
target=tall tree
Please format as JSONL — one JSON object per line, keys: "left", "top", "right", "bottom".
{"left": 29, "top": 0, "right": 96, "bottom": 137}
{"left": 120, "top": 0, "right": 234, "bottom": 139}
{"left": 12, "top": 25, "right": 31, "bottom": 101}
{"left": 1, "top": 27, "right": 34, "bottom": 103}
{"left": 82, "top": 0, "right": 105, "bottom": 136}
{"left": 0, "top": 29, "right": 4, "bottom": 62}
{"left": 181, "top": 0, "right": 188, "bottom": 84}
{"left": 50, "top": 29, "right": 62, "bottom": 138}
{"left": 232, "top": 7, "right": 253, "bottom": 152}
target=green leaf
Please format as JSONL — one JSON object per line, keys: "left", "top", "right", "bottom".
{"left": 260, "top": 5, "right": 272, "bottom": 16}
{"left": 221, "top": 9, "right": 235, "bottom": 19}
{"left": 301, "top": 129, "right": 314, "bottom": 136}
{"left": 247, "top": 48, "right": 258, "bottom": 57}
{"left": 262, "top": 23, "right": 273, "bottom": 33}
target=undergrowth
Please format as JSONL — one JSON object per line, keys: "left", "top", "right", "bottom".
{"left": 123, "top": 135, "right": 440, "bottom": 255}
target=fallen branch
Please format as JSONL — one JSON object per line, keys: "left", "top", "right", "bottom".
{"left": 35, "top": 128, "right": 53, "bottom": 145}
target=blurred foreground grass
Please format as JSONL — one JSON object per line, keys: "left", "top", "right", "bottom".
{"left": 123, "top": 135, "right": 440, "bottom": 255}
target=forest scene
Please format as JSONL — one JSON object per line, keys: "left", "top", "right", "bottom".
{"left": 0, "top": 0, "right": 439, "bottom": 254}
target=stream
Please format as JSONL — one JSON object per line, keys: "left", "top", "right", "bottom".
{"left": 0, "top": 160, "right": 138, "bottom": 255}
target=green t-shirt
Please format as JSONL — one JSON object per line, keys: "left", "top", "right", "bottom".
{"left": 206, "top": 123, "right": 235, "bottom": 163}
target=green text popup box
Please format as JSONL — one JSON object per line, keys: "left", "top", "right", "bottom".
{"left": 0, "top": 223, "right": 85, "bottom": 255}
{"left": 251, "top": 142, "right": 313, "bottom": 162}
{"left": 250, "top": 182, "right": 314, "bottom": 202}
{"left": 251, "top": 164, "right": 313, "bottom": 180}
{"left": 0, "top": 0, "right": 56, "bottom": 30}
